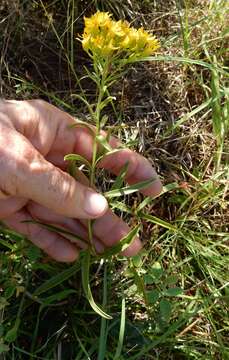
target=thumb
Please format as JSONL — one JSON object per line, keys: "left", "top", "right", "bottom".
{"left": 0, "top": 130, "right": 108, "bottom": 219}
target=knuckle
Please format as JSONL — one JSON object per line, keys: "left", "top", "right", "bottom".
{"left": 49, "top": 168, "right": 75, "bottom": 206}
{"left": 58, "top": 173, "right": 75, "bottom": 205}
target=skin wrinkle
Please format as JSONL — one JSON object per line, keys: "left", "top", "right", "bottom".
{"left": 0, "top": 99, "right": 162, "bottom": 261}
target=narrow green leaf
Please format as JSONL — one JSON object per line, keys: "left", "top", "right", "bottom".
{"left": 98, "top": 264, "right": 108, "bottom": 360}
{"left": 114, "top": 298, "right": 126, "bottom": 360}
{"left": 111, "top": 162, "right": 129, "bottom": 191}
{"left": 5, "top": 318, "right": 20, "bottom": 343}
{"left": 105, "top": 178, "right": 157, "bottom": 198}
{"left": 71, "top": 94, "right": 96, "bottom": 122}
{"left": 102, "top": 225, "right": 140, "bottom": 258}
{"left": 23, "top": 220, "right": 87, "bottom": 246}
{"left": 95, "top": 148, "right": 124, "bottom": 167}
{"left": 96, "top": 134, "right": 113, "bottom": 152}
{"left": 0, "top": 239, "right": 14, "bottom": 250}
{"left": 140, "top": 214, "right": 177, "bottom": 232}
{"left": 69, "top": 119, "right": 95, "bottom": 136}
{"left": 110, "top": 201, "right": 132, "bottom": 214}
{"left": 100, "top": 115, "right": 109, "bottom": 128}
{"left": 139, "top": 55, "right": 227, "bottom": 75}
{"left": 136, "top": 182, "right": 178, "bottom": 213}
{"left": 211, "top": 62, "right": 222, "bottom": 136}
{"left": 64, "top": 154, "right": 92, "bottom": 169}
{"left": 82, "top": 252, "right": 112, "bottom": 320}
{"left": 41, "top": 289, "right": 77, "bottom": 305}
{"left": 100, "top": 96, "right": 116, "bottom": 110}
{"left": 34, "top": 262, "right": 80, "bottom": 296}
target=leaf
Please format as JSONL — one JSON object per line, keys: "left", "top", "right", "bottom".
{"left": 100, "top": 96, "right": 116, "bottom": 110}
{"left": 139, "top": 55, "right": 226, "bottom": 75}
{"left": 136, "top": 182, "right": 179, "bottom": 212}
{"left": 71, "top": 94, "right": 96, "bottom": 122}
{"left": 164, "top": 287, "right": 183, "bottom": 297}
{"left": 42, "top": 289, "right": 77, "bottom": 305}
{"left": 105, "top": 178, "right": 157, "bottom": 199}
{"left": 110, "top": 162, "right": 129, "bottom": 191}
{"left": 98, "top": 264, "right": 108, "bottom": 360}
{"left": 165, "top": 275, "right": 179, "bottom": 286}
{"left": 100, "top": 115, "right": 109, "bottom": 127}
{"left": 147, "top": 290, "right": 160, "bottom": 304}
{"left": 82, "top": 251, "right": 112, "bottom": 320}
{"left": 4, "top": 286, "right": 15, "bottom": 300}
{"left": 5, "top": 318, "right": 20, "bottom": 343}
{"left": 114, "top": 298, "right": 126, "bottom": 360}
{"left": 110, "top": 201, "right": 132, "bottom": 214}
{"left": 140, "top": 214, "right": 177, "bottom": 232}
{"left": 69, "top": 119, "right": 95, "bottom": 136}
{"left": 96, "top": 134, "right": 113, "bottom": 152}
{"left": 150, "top": 262, "right": 164, "bottom": 280}
{"left": 144, "top": 275, "right": 155, "bottom": 285}
{"left": 102, "top": 225, "right": 141, "bottom": 257}
{"left": 0, "top": 297, "right": 9, "bottom": 310}
{"left": 159, "top": 299, "right": 172, "bottom": 322}
{"left": 33, "top": 262, "right": 80, "bottom": 296}
{"left": 64, "top": 154, "right": 92, "bottom": 169}
{"left": 132, "top": 255, "right": 143, "bottom": 268}
{"left": 0, "top": 342, "right": 9, "bottom": 354}
{"left": 25, "top": 245, "right": 42, "bottom": 262}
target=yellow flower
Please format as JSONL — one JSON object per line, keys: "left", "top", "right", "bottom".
{"left": 81, "top": 10, "right": 160, "bottom": 59}
{"left": 84, "top": 11, "right": 112, "bottom": 36}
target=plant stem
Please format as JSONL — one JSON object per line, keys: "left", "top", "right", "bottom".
{"left": 88, "top": 58, "right": 110, "bottom": 254}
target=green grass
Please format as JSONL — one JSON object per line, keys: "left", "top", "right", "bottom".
{"left": 0, "top": 0, "right": 229, "bottom": 359}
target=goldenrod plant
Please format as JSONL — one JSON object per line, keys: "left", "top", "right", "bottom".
{"left": 65, "top": 11, "right": 160, "bottom": 318}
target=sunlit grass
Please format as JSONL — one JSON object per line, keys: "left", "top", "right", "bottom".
{"left": 0, "top": 0, "right": 228, "bottom": 359}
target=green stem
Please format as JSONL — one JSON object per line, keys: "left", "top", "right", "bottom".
{"left": 88, "top": 58, "right": 110, "bottom": 254}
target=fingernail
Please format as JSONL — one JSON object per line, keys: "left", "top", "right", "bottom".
{"left": 84, "top": 190, "right": 108, "bottom": 217}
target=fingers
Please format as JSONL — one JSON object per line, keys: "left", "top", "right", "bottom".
{"left": 3, "top": 209, "right": 79, "bottom": 262}
{"left": 80, "top": 209, "right": 142, "bottom": 257}
{"left": 0, "top": 197, "right": 27, "bottom": 218}
{"left": 0, "top": 127, "right": 108, "bottom": 219}
{"left": 98, "top": 148, "right": 162, "bottom": 197}
{"left": 27, "top": 202, "right": 105, "bottom": 253}
{"left": 27, "top": 202, "right": 140, "bottom": 257}
{"left": 1, "top": 100, "right": 161, "bottom": 197}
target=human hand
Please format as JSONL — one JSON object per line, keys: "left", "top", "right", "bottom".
{"left": 0, "top": 100, "right": 162, "bottom": 262}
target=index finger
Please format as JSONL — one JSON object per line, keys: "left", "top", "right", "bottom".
{"left": 2, "top": 100, "right": 162, "bottom": 196}
{"left": 72, "top": 126, "right": 162, "bottom": 197}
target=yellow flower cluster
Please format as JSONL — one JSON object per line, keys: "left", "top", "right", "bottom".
{"left": 81, "top": 11, "right": 160, "bottom": 59}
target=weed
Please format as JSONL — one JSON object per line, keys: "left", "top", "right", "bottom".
{"left": 0, "top": 0, "right": 228, "bottom": 359}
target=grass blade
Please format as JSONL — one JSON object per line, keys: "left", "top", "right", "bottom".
{"left": 82, "top": 252, "right": 112, "bottom": 320}
{"left": 97, "top": 264, "right": 108, "bottom": 360}
{"left": 105, "top": 178, "right": 157, "bottom": 198}
{"left": 23, "top": 220, "right": 87, "bottom": 246}
{"left": 114, "top": 298, "right": 126, "bottom": 360}
{"left": 33, "top": 262, "right": 80, "bottom": 296}
{"left": 140, "top": 214, "right": 177, "bottom": 232}
{"left": 110, "top": 162, "right": 129, "bottom": 191}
